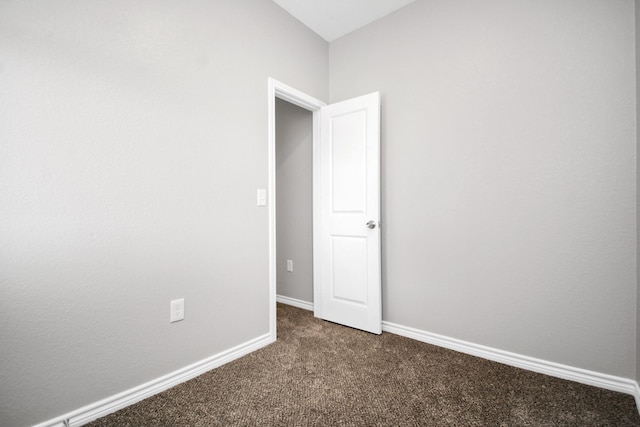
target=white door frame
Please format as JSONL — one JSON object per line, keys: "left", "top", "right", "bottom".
{"left": 267, "top": 78, "right": 325, "bottom": 340}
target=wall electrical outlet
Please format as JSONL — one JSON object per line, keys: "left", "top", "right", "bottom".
{"left": 170, "top": 299, "right": 185, "bottom": 323}
{"left": 286, "top": 259, "right": 293, "bottom": 272}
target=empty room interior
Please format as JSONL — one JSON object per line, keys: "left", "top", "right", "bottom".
{"left": 1, "top": 0, "right": 640, "bottom": 425}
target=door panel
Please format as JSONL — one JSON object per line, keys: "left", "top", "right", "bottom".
{"left": 331, "top": 110, "right": 367, "bottom": 213}
{"left": 317, "top": 92, "right": 381, "bottom": 334}
{"left": 331, "top": 235, "right": 368, "bottom": 304}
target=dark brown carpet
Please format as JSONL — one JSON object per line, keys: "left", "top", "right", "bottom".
{"left": 88, "top": 304, "right": 640, "bottom": 426}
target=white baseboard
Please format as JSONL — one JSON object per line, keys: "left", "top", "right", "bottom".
{"left": 382, "top": 321, "right": 637, "bottom": 397}
{"left": 276, "top": 294, "right": 313, "bottom": 311}
{"left": 634, "top": 381, "right": 640, "bottom": 416}
{"left": 34, "top": 333, "right": 274, "bottom": 427}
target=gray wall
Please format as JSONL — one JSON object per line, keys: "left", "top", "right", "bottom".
{"left": 330, "top": 0, "right": 637, "bottom": 378}
{"left": 0, "top": 2, "right": 328, "bottom": 426}
{"left": 276, "top": 99, "right": 314, "bottom": 303}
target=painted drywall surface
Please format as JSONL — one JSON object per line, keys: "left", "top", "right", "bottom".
{"left": 330, "top": 0, "right": 636, "bottom": 378}
{"left": 0, "top": 1, "right": 328, "bottom": 426}
{"left": 275, "top": 99, "right": 314, "bottom": 303}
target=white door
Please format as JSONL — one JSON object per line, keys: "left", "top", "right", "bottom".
{"left": 315, "top": 92, "right": 381, "bottom": 334}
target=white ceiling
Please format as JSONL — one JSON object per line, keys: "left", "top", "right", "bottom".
{"left": 272, "top": 0, "right": 416, "bottom": 42}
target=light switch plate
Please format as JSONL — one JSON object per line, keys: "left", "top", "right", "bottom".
{"left": 257, "top": 189, "right": 267, "bottom": 206}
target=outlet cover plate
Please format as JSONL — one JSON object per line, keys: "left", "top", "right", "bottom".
{"left": 170, "top": 299, "right": 185, "bottom": 323}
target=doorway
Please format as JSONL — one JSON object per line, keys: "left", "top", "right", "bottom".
{"left": 267, "top": 78, "right": 325, "bottom": 340}
{"left": 275, "top": 98, "right": 313, "bottom": 309}
{"left": 268, "top": 78, "right": 382, "bottom": 339}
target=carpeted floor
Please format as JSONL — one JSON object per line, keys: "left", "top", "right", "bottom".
{"left": 88, "top": 303, "right": 640, "bottom": 426}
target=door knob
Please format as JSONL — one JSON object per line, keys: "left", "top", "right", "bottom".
{"left": 366, "top": 220, "right": 377, "bottom": 229}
